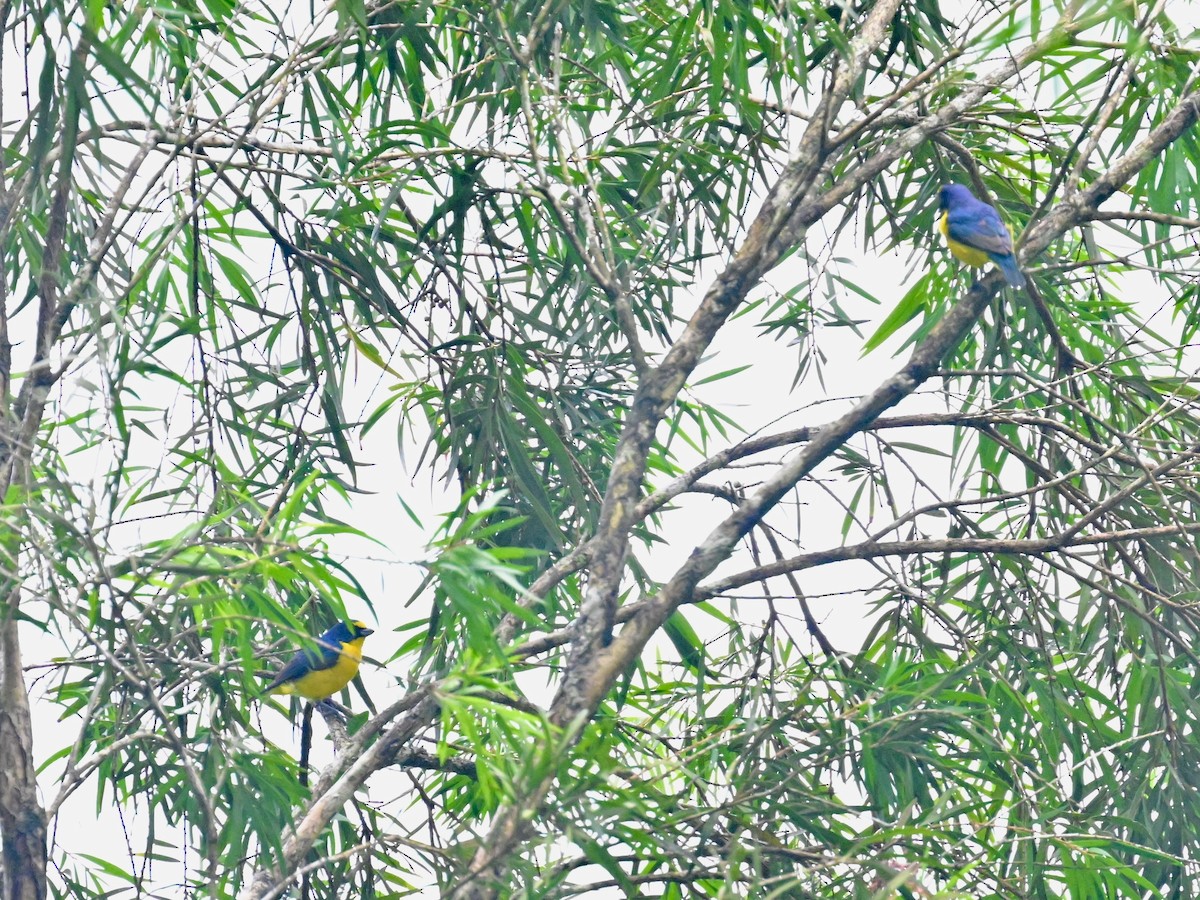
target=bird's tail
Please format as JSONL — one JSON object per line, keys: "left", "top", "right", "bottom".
{"left": 992, "top": 253, "right": 1025, "bottom": 288}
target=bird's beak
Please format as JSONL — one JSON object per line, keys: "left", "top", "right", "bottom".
{"left": 360, "top": 627, "right": 375, "bottom": 636}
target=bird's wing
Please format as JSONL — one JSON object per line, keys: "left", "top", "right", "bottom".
{"left": 946, "top": 206, "right": 1014, "bottom": 256}
{"left": 264, "top": 639, "right": 341, "bottom": 689}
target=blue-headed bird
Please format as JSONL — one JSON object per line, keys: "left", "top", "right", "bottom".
{"left": 261, "top": 621, "right": 374, "bottom": 701}
{"left": 937, "top": 183, "right": 1024, "bottom": 287}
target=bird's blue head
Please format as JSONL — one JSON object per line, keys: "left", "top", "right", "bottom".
{"left": 321, "top": 620, "right": 375, "bottom": 644}
{"left": 938, "top": 183, "right": 976, "bottom": 210}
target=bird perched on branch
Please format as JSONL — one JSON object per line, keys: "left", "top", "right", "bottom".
{"left": 937, "top": 183, "right": 1024, "bottom": 287}
{"left": 261, "top": 620, "right": 374, "bottom": 701}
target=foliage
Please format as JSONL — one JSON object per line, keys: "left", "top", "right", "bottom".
{"left": 1, "top": 0, "right": 1200, "bottom": 898}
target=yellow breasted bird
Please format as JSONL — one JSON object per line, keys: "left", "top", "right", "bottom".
{"left": 937, "top": 183, "right": 1024, "bottom": 287}
{"left": 262, "top": 620, "right": 374, "bottom": 701}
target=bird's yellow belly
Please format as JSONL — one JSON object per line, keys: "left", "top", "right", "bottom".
{"left": 939, "top": 211, "right": 990, "bottom": 267}
{"left": 276, "top": 642, "right": 364, "bottom": 700}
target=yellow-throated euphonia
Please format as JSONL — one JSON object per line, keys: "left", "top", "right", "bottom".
{"left": 938, "top": 183, "right": 1024, "bottom": 287}
{"left": 262, "top": 620, "right": 374, "bottom": 701}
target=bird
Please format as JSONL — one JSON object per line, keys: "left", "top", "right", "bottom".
{"left": 937, "top": 183, "right": 1024, "bottom": 287}
{"left": 260, "top": 620, "right": 374, "bottom": 701}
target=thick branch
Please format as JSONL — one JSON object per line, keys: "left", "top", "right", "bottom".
{"left": 554, "top": 0, "right": 910, "bottom": 722}
{"left": 245, "top": 689, "right": 439, "bottom": 900}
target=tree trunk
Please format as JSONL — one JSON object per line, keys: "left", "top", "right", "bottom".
{"left": 0, "top": 613, "right": 46, "bottom": 900}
